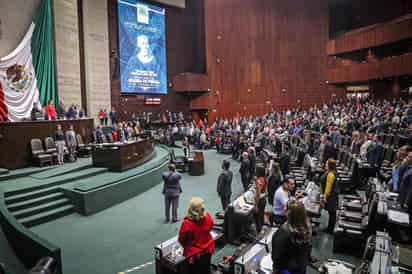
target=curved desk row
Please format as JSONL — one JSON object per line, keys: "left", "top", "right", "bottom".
{"left": 92, "top": 139, "right": 154, "bottom": 172}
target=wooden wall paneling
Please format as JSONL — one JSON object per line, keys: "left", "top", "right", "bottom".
{"left": 327, "top": 53, "right": 412, "bottom": 84}
{"left": 404, "top": 54, "right": 412, "bottom": 74}
{"left": 0, "top": 119, "right": 94, "bottom": 169}
{"left": 329, "top": 15, "right": 412, "bottom": 55}
{"left": 192, "top": 0, "right": 331, "bottom": 117}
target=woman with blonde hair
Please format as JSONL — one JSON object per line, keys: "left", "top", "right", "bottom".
{"left": 178, "top": 197, "right": 215, "bottom": 274}
{"left": 271, "top": 200, "right": 312, "bottom": 274}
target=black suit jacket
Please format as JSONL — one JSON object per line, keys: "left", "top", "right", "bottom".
{"left": 217, "top": 170, "right": 233, "bottom": 197}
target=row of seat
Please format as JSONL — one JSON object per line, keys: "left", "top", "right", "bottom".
{"left": 30, "top": 134, "right": 92, "bottom": 166}
{"left": 310, "top": 131, "right": 409, "bottom": 150}
{"left": 333, "top": 180, "right": 380, "bottom": 255}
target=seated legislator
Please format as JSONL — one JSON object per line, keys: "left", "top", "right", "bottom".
{"left": 178, "top": 197, "right": 215, "bottom": 274}
{"left": 30, "top": 102, "right": 42, "bottom": 121}
{"left": 273, "top": 178, "right": 296, "bottom": 225}
{"left": 44, "top": 100, "right": 57, "bottom": 120}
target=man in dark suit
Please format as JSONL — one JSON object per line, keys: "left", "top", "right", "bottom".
{"left": 217, "top": 160, "right": 233, "bottom": 210}
{"left": 240, "top": 152, "right": 251, "bottom": 191}
{"left": 162, "top": 164, "right": 182, "bottom": 223}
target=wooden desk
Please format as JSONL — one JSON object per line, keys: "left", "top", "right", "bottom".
{"left": 92, "top": 139, "right": 154, "bottom": 172}
{"left": 188, "top": 151, "right": 204, "bottom": 176}
{"left": 0, "top": 119, "right": 94, "bottom": 169}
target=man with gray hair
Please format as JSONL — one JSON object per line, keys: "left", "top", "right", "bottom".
{"left": 162, "top": 164, "right": 182, "bottom": 223}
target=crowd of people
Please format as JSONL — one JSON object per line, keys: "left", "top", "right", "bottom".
{"left": 30, "top": 100, "right": 86, "bottom": 121}
{"left": 159, "top": 97, "right": 412, "bottom": 274}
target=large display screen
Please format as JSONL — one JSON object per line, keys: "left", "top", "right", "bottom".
{"left": 117, "top": 0, "right": 167, "bottom": 94}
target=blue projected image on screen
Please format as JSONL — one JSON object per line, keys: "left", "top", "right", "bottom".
{"left": 117, "top": 0, "right": 167, "bottom": 94}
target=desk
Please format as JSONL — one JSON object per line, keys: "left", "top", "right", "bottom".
{"left": 233, "top": 226, "right": 277, "bottom": 274}
{"left": 92, "top": 139, "right": 154, "bottom": 172}
{"left": 0, "top": 119, "right": 94, "bottom": 169}
{"left": 188, "top": 151, "right": 204, "bottom": 176}
{"left": 154, "top": 229, "right": 223, "bottom": 274}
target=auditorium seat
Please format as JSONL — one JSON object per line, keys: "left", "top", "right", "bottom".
{"left": 44, "top": 137, "right": 57, "bottom": 154}
{"left": 76, "top": 134, "right": 92, "bottom": 157}
{"left": 106, "top": 134, "right": 114, "bottom": 143}
{"left": 170, "top": 149, "right": 186, "bottom": 172}
{"left": 44, "top": 137, "right": 58, "bottom": 165}
{"left": 30, "top": 139, "right": 52, "bottom": 167}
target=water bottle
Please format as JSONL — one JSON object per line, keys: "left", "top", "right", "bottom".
{"left": 393, "top": 245, "right": 400, "bottom": 264}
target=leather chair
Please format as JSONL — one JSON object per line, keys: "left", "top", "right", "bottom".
{"left": 106, "top": 133, "right": 114, "bottom": 143}
{"left": 170, "top": 149, "right": 187, "bottom": 172}
{"left": 30, "top": 139, "right": 52, "bottom": 167}
{"left": 333, "top": 193, "right": 377, "bottom": 255}
{"left": 76, "top": 134, "right": 92, "bottom": 157}
{"left": 44, "top": 137, "right": 58, "bottom": 164}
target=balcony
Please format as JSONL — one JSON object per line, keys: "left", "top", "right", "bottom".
{"left": 327, "top": 14, "right": 412, "bottom": 55}
{"left": 327, "top": 53, "right": 412, "bottom": 84}
{"left": 172, "top": 73, "right": 210, "bottom": 93}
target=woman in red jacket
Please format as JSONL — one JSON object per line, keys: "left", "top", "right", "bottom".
{"left": 44, "top": 101, "right": 57, "bottom": 120}
{"left": 178, "top": 197, "right": 215, "bottom": 274}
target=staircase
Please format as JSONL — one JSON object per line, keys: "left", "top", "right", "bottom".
{"left": 0, "top": 168, "right": 9, "bottom": 175}
{"left": 4, "top": 167, "right": 106, "bottom": 228}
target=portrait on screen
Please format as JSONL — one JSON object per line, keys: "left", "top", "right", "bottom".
{"left": 136, "top": 35, "right": 153, "bottom": 64}
{"left": 118, "top": 0, "right": 167, "bottom": 94}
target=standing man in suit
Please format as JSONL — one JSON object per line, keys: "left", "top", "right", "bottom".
{"left": 162, "top": 164, "right": 182, "bottom": 223}
{"left": 240, "top": 152, "right": 251, "bottom": 191}
{"left": 66, "top": 125, "right": 77, "bottom": 162}
{"left": 217, "top": 160, "right": 233, "bottom": 210}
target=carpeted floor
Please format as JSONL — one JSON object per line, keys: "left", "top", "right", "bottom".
{"left": 7, "top": 148, "right": 358, "bottom": 274}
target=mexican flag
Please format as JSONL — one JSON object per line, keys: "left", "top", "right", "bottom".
{"left": 0, "top": 0, "right": 57, "bottom": 122}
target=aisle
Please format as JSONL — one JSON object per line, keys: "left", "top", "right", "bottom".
{"left": 30, "top": 148, "right": 360, "bottom": 274}
{"left": 32, "top": 150, "right": 242, "bottom": 274}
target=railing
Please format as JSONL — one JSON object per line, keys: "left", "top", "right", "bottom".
{"left": 327, "top": 14, "right": 412, "bottom": 55}
{"left": 327, "top": 53, "right": 412, "bottom": 84}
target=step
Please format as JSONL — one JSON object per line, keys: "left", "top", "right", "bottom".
{"left": 7, "top": 192, "right": 65, "bottom": 212}
{"left": 30, "top": 163, "right": 92, "bottom": 180}
{"left": 13, "top": 198, "right": 71, "bottom": 219}
{"left": 0, "top": 168, "right": 9, "bottom": 175}
{"left": 0, "top": 166, "right": 55, "bottom": 182}
{"left": 20, "top": 205, "right": 75, "bottom": 228}
{"left": 4, "top": 168, "right": 106, "bottom": 197}
{"left": 5, "top": 187, "right": 61, "bottom": 205}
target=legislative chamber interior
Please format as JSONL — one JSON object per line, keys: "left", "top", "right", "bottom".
{"left": 1, "top": 0, "right": 412, "bottom": 274}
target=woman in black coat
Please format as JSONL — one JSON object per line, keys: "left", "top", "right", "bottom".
{"left": 271, "top": 200, "right": 312, "bottom": 274}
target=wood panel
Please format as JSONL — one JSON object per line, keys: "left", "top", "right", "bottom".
{"left": 172, "top": 73, "right": 210, "bottom": 92}
{"left": 92, "top": 139, "right": 153, "bottom": 171}
{"left": 0, "top": 119, "right": 94, "bottom": 169}
{"left": 191, "top": 0, "right": 331, "bottom": 117}
{"left": 327, "top": 53, "right": 412, "bottom": 84}
{"left": 328, "top": 14, "right": 412, "bottom": 55}
{"left": 107, "top": 0, "right": 206, "bottom": 121}
{"left": 329, "top": 0, "right": 412, "bottom": 38}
